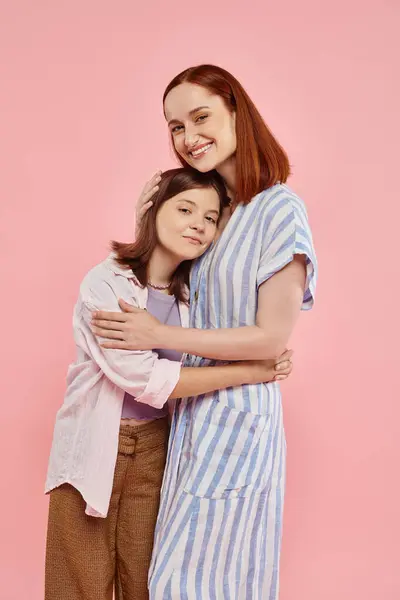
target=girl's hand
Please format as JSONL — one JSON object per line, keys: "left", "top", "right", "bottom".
{"left": 91, "top": 299, "right": 164, "bottom": 350}
{"left": 272, "top": 349, "right": 294, "bottom": 381}
{"left": 244, "top": 349, "right": 294, "bottom": 384}
{"left": 135, "top": 171, "right": 162, "bottom": 234}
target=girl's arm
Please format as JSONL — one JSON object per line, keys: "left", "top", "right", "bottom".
{"left": 170, "top": 352, "right": 292, "bottom": 399}
{"left": 80, "top": 276, "right": 292, "bottom": 411}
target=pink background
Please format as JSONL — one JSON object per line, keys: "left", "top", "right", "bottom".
{"left": 1, "top": 1, "right": 399, "bottom": 598}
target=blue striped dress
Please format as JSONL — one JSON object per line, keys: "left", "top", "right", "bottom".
{"left": 149, "top": 184, "right": 318, "bottom": 599}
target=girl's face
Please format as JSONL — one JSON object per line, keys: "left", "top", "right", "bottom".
{"left": 164, "top": 83, "right": 237, "bottom": 173}
{"left": 155, "top": 187, "right": 220, "bottom": 261}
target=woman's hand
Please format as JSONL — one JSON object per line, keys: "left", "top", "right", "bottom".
{"left": 135, "top": 171, "right": 162, "bottom": 234}
{"left": 243, "top": 349, "right": 294, "bottom": 384}
{"left": 91, "top": 299, "right": 293, "bottom": 383}
{"left": 91, "top": 300, "right": 165, "bottom": 350}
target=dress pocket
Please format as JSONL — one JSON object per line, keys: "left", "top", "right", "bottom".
{"left": 182, "top": 398, "right": 271, "bottom": 500}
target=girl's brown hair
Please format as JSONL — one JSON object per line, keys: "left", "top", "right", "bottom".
{"left": 163, "top": 64, "right": 290, "bottom": 205}
{"left": 112, "top": 168, "right": 228, "bottom": 302}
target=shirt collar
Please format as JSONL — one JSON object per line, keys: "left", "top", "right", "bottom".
{"left": 105, "top": 254, "right": 139, "bottom": 281}
{"left": 105, "top": 254, "right": 190, "bottom": 303}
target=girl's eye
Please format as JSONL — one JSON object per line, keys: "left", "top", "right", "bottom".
{"left": 179, "top": 208, "right": 191, "bottom": 214}
{"left": 172, "top": 125, "right": 183, "bottom": 134}
{"left": 196, "top": 114, "right": 208, "bottom": 123}
{"left": 206, "top": 216, "right": 217, "bottom": 224}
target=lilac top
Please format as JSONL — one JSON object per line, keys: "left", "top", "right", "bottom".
{"left": 121, "top": 287, "right": 182, "bottom": 420}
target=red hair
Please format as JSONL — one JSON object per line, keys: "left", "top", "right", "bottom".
{"left": 163, "top": 64, "right": 290, "bottom": 205}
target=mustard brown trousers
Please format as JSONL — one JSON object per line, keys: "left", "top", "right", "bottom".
{"left": 45, "top": 418, "right": 169, "bottom": 600}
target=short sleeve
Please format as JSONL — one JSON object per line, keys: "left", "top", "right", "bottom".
{"left": 256, "top": 194, "right": 317, "bottom": 310}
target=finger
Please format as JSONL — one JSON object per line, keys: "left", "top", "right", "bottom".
{"left": 91, "top": 326, "right": 124, "bottom": 340}
{"left": 142, "top": 172, "right": 161, "bottom": 194}
{"left": 101, "top": 340, "right": 131, "bottom": 350}
{"left": 275, "top": 360, "right": 291, "bottom": 372}
{"left": 91, "top": 319, "right": 125, "bottom": 332}
{"left": 275, "top": 374, "right": 288, "bottom": 381}
{"left": 150, "top": 170, "right": 162, "bottom": 182}
{"left": 148, "top": 171, "right": 162, "bottom": 185}
{"left": 275, "top": 351, "right": 294, "bottom": 370}
{"left": 276, "top": 349, "right": 293, "bottom": 363}
{"left": 277, "top": 364, "right": 293, "bottom": 376}
{"left": 92, "top": 310, "right": 127, "bottom": 322}
{"left": 144, "top": 186, "right": 159, "bottom": 201}
{"left": 138, "top": 200, "right": 154, "bottom": 218}
{"left": 118, "top": 299, "right": 142, "bottom": 312}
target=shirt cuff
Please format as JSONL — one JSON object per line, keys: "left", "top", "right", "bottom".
{"left": 135, "top": 358, "right": 181, "bottom": 408}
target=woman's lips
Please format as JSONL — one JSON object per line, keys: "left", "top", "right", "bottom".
{"left": 189, "top": 142, "right": 213, "bottom": 159}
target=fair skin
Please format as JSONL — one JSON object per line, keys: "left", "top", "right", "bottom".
{"left": 167, "top": 84, "right": 237, "bottom": 196}
{"left": 145, "top": 187, "right": 220, "bottom": 287}
{"left": 93, "top": 185, "right": 293, "bottom": 425}
{"left": 92, "top": 82, "right": 305, "bottom": 366}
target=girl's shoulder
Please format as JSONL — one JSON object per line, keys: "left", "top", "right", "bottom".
{"left": 79, "top": 254, "right": 143, "bottom": 301}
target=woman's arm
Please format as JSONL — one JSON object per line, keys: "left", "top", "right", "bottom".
{"left": 81, "top": 296, "right": 291, "bottom": 405}
{"left": 91, "top": 257, "right": 306, "bottom": 361}
{"left": 163, "top": 257, "right": 306, "bottom": 360}
{"left": 80, "top": 271, "right": 293, "bottom": 410}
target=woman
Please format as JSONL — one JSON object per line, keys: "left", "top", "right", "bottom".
{"left": 44, "top": 167, "right": 292, "bottom": 600}
{"left": 92, "top": 65, "right": 317, "bottom": 599}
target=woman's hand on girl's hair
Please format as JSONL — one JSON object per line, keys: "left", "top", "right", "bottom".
{"left": 135, "top": 171, "right": 162, "bottom": 235}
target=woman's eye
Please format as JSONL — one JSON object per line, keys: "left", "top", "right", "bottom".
{"left": 206, "top": 216, "right": 217, "bottom": 224}
{"left": 196, "top": 114, "right": 208, "bottom": 123}
{"left": 172, "top": 125, "right": 183, "bottom": 134}
{"left": 179, "top": 208, "right": 190, "bottom": 214}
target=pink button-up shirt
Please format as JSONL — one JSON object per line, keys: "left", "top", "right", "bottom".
{"left": 45, "top": 256, "right": 189, "bottom": 518}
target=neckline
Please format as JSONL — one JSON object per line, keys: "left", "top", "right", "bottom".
{"left": 147, "top": 286, "right": 176, "bottom": 302}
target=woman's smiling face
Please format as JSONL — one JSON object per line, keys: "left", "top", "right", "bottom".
{"left": 164, "top": 82, "right": 237, "bottom": 174}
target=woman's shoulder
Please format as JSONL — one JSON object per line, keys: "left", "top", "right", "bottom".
{"left": 249, "top": 184, "right": 310, "bottom": 229}
{"left": 256, "top": 183, "right": 307, "bottom": 210}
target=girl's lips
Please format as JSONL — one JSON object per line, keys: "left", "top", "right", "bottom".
{"left": 184, "top": 236, "right": 202, "bottom": 245}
